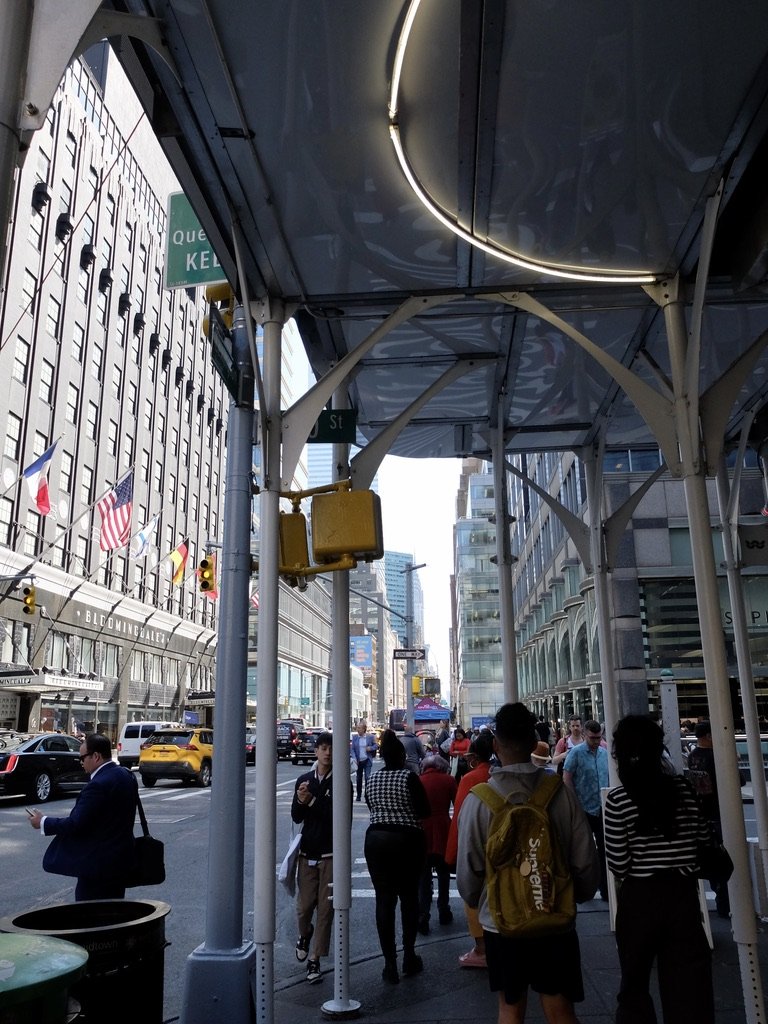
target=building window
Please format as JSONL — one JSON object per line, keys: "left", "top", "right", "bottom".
{"left": 46, "top": 295, "right": 61, "bottom": 339}
{"left": 91, "top": 341, "right": 103, "bottom": 381}
{"left": 39, "top": 361, "right": 54, "bottom": 403}
{"left": 123, "top": 434, "right": 133, "bottom": 467}
{"left": 112, "top": 365, "right": 122, "bottom": 400}
{"left": 77, "top": 268, "right": 90, "bottom": 304}
{"left": 59, "top": 451, "right": 73, "bottom": 494}
{"left": 107, "top": 420, "right": 118, "bottom": 455}
{"left": 13, "top": 337, "right": 30, "bottom": 384}
{"left": 86, "top": 402, "right": 98, "bottom": 441}
{"left": 141, "top": 449, "right": 150, "bottom": 482}
{"left": 4, "top": 414, "right": 22, "bottom": 460}
{"left": 80, "top": 465, "right": 93, "bottom": 506}
{"left": 28, "top": 213, "right": 43, "bottom": 251}
{"left": 23, "top": 512, "right": 39, "bottom": 556}
{"left": 21, "top": 270, "right": 37, "bottom": 316}
{"left": 0, "top": 497, "right": 13, "bottom": 545}
{"left": 72, "top": 322, "right": 85, "bottom": 363}
{"left": 128, "top": 381, "right": 138, "bottom": 416}
{"left": 65, "top": 384, "right": 79, "bottom": 424}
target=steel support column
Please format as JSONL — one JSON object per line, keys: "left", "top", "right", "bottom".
{"left": 181, "top": 308, "right": 257, "bottom": 1023}
{"left": 661, "top": 292, "right": 765, "bottom": 1024}
{"left": 716, "top": 456, "right": 768, "bottom": 903}
{"left": 323, "top": 395, "right": 360, "bottom": 1018}
{"left": 492, "top": 420, "right": 517, "bottom": 702}
{"left": 252, "top": 300, "right": 285, "bottom": 1024}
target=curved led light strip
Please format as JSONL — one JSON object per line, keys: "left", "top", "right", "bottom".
{"left": 388, "top": 0, "right": 657, "bottom": 285}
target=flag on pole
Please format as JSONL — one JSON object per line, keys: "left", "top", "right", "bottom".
{"left": 168, "top": 539, "right": 189, "bottom": 586}
{"left": 22, "top": 442, "right": 57, "bottom": 516}
{"left": 250, "top": 587, "right": 260, "bottom": 610}
{"left": 96, "top": 472, "right": 134, "bottom": 550}
{"left": 131, "top": 514, "right": 159, "bottom": 559}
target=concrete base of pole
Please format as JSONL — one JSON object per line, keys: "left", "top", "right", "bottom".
{"left": 180, "top": 941, "right": 257, "bottom": 1024}
{"left": 321, "top": 998, "right": 362, "bottom": 1018}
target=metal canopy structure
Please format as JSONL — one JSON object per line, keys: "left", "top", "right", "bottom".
{"left": 37, "top": 3, "right": 768, "bottom": 1023}
{"left": 105, "top": 0, "right": 768, "bottom": 463}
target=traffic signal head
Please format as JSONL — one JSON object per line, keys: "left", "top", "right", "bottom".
{"left": 198, "top": 554, "right": 216, "bottom": 593}
{"left": 22, "top": 584, "right": 36, "bottom": 615}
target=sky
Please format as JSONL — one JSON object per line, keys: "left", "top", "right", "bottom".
{"left": 377, "top": 455, "right": 461, "bottom": 686}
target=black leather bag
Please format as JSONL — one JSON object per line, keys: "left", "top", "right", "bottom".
{"left": 126, "top": 788, "right": 165, "bottom": 887}
{"left": 696, "top": 841, "right": 734, "bottom": 885}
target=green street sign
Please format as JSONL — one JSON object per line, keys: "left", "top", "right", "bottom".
{"left": 209, "top": 306, "right": 238, "bottom": 398}
{"left": 165, "top": 192, "right": 227, "bottom": 289}
{"left": 307, "top": 409, "right": 357, "bottom": 444}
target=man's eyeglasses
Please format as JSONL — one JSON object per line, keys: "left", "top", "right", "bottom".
{"left": 79, "top": 753, "right": 92, "bottom": 765}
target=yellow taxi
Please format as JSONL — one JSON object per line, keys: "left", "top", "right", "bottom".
{"left": 139, "top": 727, "right": 213, "bottom": 788}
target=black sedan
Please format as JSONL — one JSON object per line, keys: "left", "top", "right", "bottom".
{"left": 0, "top": 733, "right": 89, "bottom": 802}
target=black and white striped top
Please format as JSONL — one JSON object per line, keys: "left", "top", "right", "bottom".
{"left": 604, "top": 775, "right": 709, "bottom": 879}
{"left": 365, "top": 767, "right": 428, "bottom": 829}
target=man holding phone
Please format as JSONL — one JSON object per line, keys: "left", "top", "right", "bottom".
{"left": 28, "top": 732, "right": 136, "bottom": 900}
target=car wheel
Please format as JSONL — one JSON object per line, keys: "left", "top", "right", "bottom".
{"left": 198, "top": 761, "right": 212, "bottom": 787}
{"left": 32, "top": 772, "right": 53, "bottom": 802}
{"left": 141, "top": 775, "right": 157, "bottom": 788}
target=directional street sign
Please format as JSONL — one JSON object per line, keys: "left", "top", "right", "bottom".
{"left": 393, "top": 648, "right": 426, "bottom": 660}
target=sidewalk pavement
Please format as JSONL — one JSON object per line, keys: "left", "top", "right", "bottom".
{"left": 271, "top": 899, "right": 766, "bottom": 1023}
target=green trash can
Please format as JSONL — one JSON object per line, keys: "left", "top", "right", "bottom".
{"left": 0, "top": 900, "right": 170, "bottom": 1023}
{"left": 0, "top": 933, "right": 88, "bottom": 1024}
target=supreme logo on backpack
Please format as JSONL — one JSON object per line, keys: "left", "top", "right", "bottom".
{"left": 471, "top": 773, "right": 575, "bottom": 938}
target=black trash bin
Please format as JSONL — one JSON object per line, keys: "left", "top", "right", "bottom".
{"left": 0, "top": 900, "right": 170, "bottom": 1023}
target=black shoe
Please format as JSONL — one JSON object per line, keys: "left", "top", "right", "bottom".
{"left": 417, "top": 917, "right": 430, "bottom": 935}
{"left": 402, "top": 953, "right": 423, "bottom": 977}
{"left": 295, "top": 923, "right": 314, "bottom": 962}
{"left": 438, "top": 909, "right": 453, "bottom": 925}
{"left": 381, "top": 963, "right": 399, "bottom": 984}
{"left": 356, "top": 796, "right": 362, "bottom": 802}
{"left": 306, "top": 959, "right": 322, "bottom": 984}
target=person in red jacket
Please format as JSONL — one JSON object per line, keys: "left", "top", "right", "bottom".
{"left": 417, "top": 753, "right": 457, "bottom": 935}
{"left": 445, "top": 730, "right": 495, "bottom": 967}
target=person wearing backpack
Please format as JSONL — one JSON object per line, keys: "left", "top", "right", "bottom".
{"left": 456, "top": 703, "right": 599, "bottom": 1024}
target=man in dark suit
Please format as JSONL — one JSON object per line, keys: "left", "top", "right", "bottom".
{"left": 29, "top": 732, "right": 137, "bottom": 900}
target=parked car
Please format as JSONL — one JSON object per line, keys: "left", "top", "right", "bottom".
{"left": 139, "top": 727, "right": 214, "bottom": 787}
{"left": 276, "top": 720, "right": 304, "bottom": 761}
{"left": 245, "top": 730, "right": 257, "bottom": 766}
{"left": 0, "top": 733, "right": 88, "bottom": 802}
{"left": 292, "top": 727, "right": 326, "bottom": 765}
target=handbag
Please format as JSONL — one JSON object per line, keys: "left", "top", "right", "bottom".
{"left": 126, "top": 788, "right": 166, "bottom": 887}
{"left": 696, "top": 841, "right": 734, "bottom": 885}
{"left": 278, "top": 830, "right": 303, "bottom": 897}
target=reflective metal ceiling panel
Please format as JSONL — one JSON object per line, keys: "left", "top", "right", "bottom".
{"left": 110, "top": 0, "right": 768, "bottom": 459}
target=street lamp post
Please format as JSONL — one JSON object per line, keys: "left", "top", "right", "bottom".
{"left": 401, "top": 562, "right": 426, "bottom": 732}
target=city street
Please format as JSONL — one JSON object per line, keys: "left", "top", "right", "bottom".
{"left": 0, "top": 759, "right": 762, "bottom": 1022}
{"left": 0, "top": 758, "right": 420, "bottom": 1022}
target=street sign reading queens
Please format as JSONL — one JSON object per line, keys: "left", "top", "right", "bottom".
{"left": 165, "top": 192, "right": 227, "bottom": 289}
{"left": 393, "top": 648, "right": 426, "bottom": 660}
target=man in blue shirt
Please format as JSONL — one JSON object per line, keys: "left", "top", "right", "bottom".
{"left": 564, "top": 720, "right": 609, "bottom": 900}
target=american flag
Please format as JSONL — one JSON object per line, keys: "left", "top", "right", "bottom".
{"left": 97, "top": 472, "right": 133, "bottom": 551}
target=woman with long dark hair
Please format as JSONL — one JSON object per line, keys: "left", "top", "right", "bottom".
{"left": 604, "top": 715, "right": 714, "bottom": 1023}
{"left": 364, "top": 728, "right": 429, "bottom": 984}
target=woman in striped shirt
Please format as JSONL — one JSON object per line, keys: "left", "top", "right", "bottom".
{"left": 604, "top": 715, "right": 714, "bottom": 1023}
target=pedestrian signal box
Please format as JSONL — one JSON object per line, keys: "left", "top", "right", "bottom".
{"left": 311, "top": 490, "right": 383, "bottom": 564}
{"left": 279, "top": 511, "right": 310, "bottom": 572}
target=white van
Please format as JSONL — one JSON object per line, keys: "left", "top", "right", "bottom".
{"left": 117, "top": 720, "right": 180, "bottom": 768}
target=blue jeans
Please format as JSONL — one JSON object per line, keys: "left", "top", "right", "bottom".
{"left": 356, "top": 758, "right": 372, "bottom": 799}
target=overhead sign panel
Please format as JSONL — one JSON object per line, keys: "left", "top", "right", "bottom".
{"left": 308, "top": 409, "right": 357, "bottom": 444}
{"left": 165, "top": 192, "right": 226, "bottom": 289}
